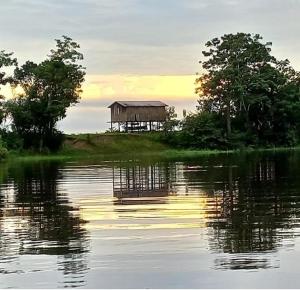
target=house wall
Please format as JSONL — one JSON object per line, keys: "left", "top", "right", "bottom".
{"left": 111, "top": 103, "right": 167, "bottom": 122}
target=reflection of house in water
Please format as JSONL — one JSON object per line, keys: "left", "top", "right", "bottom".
{"left": 113, "top": 163, "right": 176, "bottom": 204}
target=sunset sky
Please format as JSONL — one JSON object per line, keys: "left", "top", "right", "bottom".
{"left": 1, "top": 0, "right": 300, "bottom": 132}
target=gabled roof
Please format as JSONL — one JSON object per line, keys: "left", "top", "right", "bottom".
{"left": 108, "top": 101, "right": 167, "bottom": 108}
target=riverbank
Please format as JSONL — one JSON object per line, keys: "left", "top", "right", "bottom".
{"left": 7, "top": 133, "right": 228, "bottom": 162}
{"left": 5, "top": 132, "right": 300, "bottom": 162}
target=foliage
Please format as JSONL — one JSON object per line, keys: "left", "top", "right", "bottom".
{"left": 0, "top": 146, "right": 8, "bottom": 159}
{"left": 0, "top": 50, "right": 17, "bottom": 90}
{"left": 0, "top": 129, "right": 23, "bottom": 151}
{"left": 5, "top": 36, "right": 85, "bottom": 152}
{"left": 194, "top": 33, "right": 300, "bottom": 148}
{"left": 0, "top": 50, "right": 18, "bottom": 157}
{"left": 0, "top": 135, "right": 8, "bottom": 159}
{"left": 180, "top": 112, "right": 227, "bottom": 149}
{"left": 159, "top": 111, "right": 228, "bottom": 149}
{"left": 162, "top": 106, "right": 180, "bottom": 133}
{"left": 0, "top": 50, "right": 17, "bottom": 128}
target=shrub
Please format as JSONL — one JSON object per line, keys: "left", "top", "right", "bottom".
{"left": 179, "top": 112, "right": 227, "bottom": 149}
{"left": 0, "top": 130, "right": 24, "bottom": 151}
{"left": 0, "top": 146, "right": 8, "bottom": 159}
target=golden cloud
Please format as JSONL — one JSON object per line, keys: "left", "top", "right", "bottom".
{"left": 1, "top": 74, "right": 198, "bottom": 104}
{"left": 82, "top": 74, "right": 197, "bottom": 101}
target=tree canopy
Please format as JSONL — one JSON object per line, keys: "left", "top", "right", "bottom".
{"left": 0, "top": 51, "right": 17, "bottom": 123}
{"left": 194, "top": 33, "right": 300, "bottom": 147}
{"left": 5, "top": 36, "right": 85, "bottom": 151}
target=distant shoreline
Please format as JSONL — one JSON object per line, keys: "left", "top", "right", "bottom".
{"left": 4, "top": 133, "right": 299, "bottom": 162}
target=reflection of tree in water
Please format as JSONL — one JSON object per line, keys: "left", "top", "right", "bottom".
{"left": 0, "top": 161, "right": 89, "bottom": 287}
{"left": 112, "top": 161, "right": 177, "bottom": 205}
{"left": 183, "top": 152, "right": 300, "bottom": 270}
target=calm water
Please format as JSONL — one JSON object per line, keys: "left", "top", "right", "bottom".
{"left": 1, "top": 152, "right": 300, "bottom": 288}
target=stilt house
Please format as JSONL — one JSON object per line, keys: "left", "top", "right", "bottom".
{"left": 108, "top": 101, "right": 167, "bottom": 132}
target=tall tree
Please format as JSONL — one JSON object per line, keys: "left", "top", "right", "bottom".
{"left": 196, "top": 33, "right": 275, "bottom": 136}
{"left": 6, "top": 36, "right": 85, "bottom": 151}
{"left": 196, "top": 33, "right": 300, "bottom": 146}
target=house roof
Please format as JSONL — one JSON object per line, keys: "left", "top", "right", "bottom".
{"left": 108, "top": 101, "right": 167, "bottom": 108}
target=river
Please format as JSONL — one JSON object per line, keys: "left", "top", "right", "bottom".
{"left": 0, "top": 151, "right": 300, "bottom": 288}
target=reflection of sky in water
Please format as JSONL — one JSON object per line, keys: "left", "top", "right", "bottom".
{"left": 1, "top": 153, "right": 300, "bottom": 287}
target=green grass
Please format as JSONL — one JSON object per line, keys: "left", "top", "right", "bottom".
{"left": 5, "top": 133, "right": 300, "bottom": 162}
{"left": 54, "top": 132, "right": 239, "bottom": 161}
{"left": 5, "top": 133, "right": 168, "bottom": 162}
{"left": 62, "top": 132, "right": 167, "bottom": 155}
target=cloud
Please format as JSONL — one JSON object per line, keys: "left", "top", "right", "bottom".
{"left": 1, "top": 0, "right": 300, "bottom": 75}
{"left": 81, "top": 74, "right": 197, "bottom": 100}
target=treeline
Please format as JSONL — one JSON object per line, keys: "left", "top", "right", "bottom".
{"left": 162, "top": 33, "right": 300, "bottom": 149}
{"left": 0, "top": 36, "right": 85, "bottom": 157}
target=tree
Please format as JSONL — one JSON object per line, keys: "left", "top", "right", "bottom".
{"left": 196, "top": 33, "right": 300, "bottom": 147}
{"left": 0, "top": 50, "right": 17, "bottom": 89}
{"left": 6, "top": 36, "right": 85, "bottom": 151}
{"left": 0, "top": 51, "right": 17, "bottom": 157}
{"left": 0, "top": 51, "right": 17, "bottom": 124}
{"left": 163, "top": 106, "right": 179, "bottom": 133}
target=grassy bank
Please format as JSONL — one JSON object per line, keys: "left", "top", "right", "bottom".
{"left": 62, "top": 133, "right": 167, "bottom": 155}
{"left": 6, "top": 133, "right": 231, "bottom": 162}
{"left": 6, "top": 132, "right": 300, "bottom": 162}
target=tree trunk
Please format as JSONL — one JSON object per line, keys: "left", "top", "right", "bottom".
{"left": 245, "top": 110, "right": 251, "bottom": 133}
{"left": 226, "top": 102, "right": 231, "bottom": 137}
{"left": 39, "top": 133, "right": 43, "bottom": 153}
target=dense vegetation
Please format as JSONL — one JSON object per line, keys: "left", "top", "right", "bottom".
{"left": 162, "top": 33, "right": 300, "bottom": 149}
{"left": 0, "top": 36, "right": 85, "bottom": 157}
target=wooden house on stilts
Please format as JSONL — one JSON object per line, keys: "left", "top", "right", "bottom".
{"left": 108, "top": 101, "right": 168, "bottom": 132}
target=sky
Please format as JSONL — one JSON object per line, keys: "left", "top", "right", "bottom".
{"left": 1, "top": 0, "right": 300, "bottom": 132}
